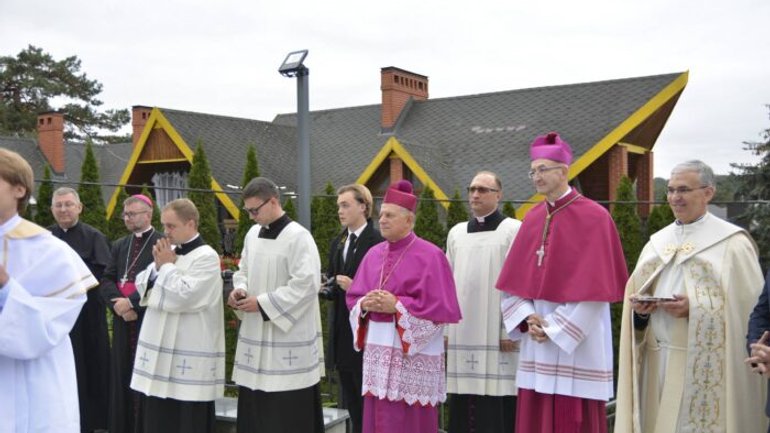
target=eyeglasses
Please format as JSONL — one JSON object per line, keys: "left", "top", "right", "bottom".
{"left": 243, "top": 199, "right": 271, "bottom": 216}
{"left": 467, "top": 186, "right": 499, "bottom": 194}
{"left": 666, "top": 185, "right": 710, "bottom": 196}
{"left": 122, "top": 210, "right": 149, "bottom": 219}
{"left": 528, "top": 165, "right": 564, "bottom": 179}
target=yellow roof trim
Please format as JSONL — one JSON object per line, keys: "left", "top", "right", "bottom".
{"left": 618, "top": 142, "right": 647, "bottom": 155}
{"left": 355, "top": 137, "right": 450, "bottom": 209}
{"left": 516, "top": 71, "right": 689, "bottom": 219}
{"left": 106, "top": 108, "right": 241, "bottom": 220}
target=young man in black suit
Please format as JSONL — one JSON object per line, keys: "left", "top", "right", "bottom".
{"left": 323, "top": 184, "right": 383, "bottom": 433}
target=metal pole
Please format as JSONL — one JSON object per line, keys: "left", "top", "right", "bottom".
{"left": 296, "top": 66, "right": 311, "bottom": 229}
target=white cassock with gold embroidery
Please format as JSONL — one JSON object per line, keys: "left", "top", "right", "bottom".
{"left": 0, "top": 215, "right": 95, "bottom": 433}
{"left": 615, "top": 213, "right": 768, "bottom": 433}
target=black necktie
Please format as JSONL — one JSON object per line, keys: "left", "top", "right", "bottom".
{"left": 344, "top": 233, "right": 357, "bottom": 265}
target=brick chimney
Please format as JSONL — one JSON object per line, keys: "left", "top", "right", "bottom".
{"left": 37, "top": 112, "right": 65, "bottom": 174}
{"left": 132, "top": 105, "right": 152, "bottom": 147}
{"left": 381, "top": 67, "right": 428, "bottom": 129}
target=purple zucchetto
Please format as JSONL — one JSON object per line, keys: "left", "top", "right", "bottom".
{"left": 383, "top": 180, "right": 417, "bottom": 212}
{"left": 529, "top": 132, "right": 573, "bottom": 165}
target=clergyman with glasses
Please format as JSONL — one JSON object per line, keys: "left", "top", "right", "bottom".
{"left": 228, "top": 177, "right": 325, "bottom": 432}
{"left": 615, "top": 160, "right": 767, "bottom": 432}
{"left": 445, "top": 171, "right": 521, "bottom": 433}
{"left": 49, "top": 187, "right": 112, "bottom": 433}
{"left": 100, "top": 193, "right": 163, "bottom": 433}
{"left": 496, "top": 132, "right": 628, "bottom": 433}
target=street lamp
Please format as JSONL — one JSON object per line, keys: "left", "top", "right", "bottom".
{"left": 279, "top": 49, "right": 311, "bottom": 229}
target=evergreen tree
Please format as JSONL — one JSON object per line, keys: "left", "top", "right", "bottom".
{"left": 235, "top": 146, "right": 260, "bottom": 254}
{"left": 34, "top": 164, "right": 55, "bottom": 227}
{"left": 283, "top": 196, "right": 297, "bottom": 220}
{"left": 0, "top": 45, "right": 130, "bottom": 143}
{"left": 609, "top": 176, "right": 643, "bottom": 385}
{"left": 414, "top": 185, "right": 446, "bottom": 250}
{"left": 446, "top": 188, "right": 469, "bottom": 230}
{"left": 187, "top": 141, "right": 222, "bottom": 253}
{"left": 77, "top": 139, "right": 108, "bottom": 233}
{"left": 611, "top": 176, "right": 643, "bottom": 273}
{"left": 646, "top": 191, "right": 675, "bottom": 239}
{"left": 106, "top": 187, "right": 128, "bottom": 240}
{"left": 502, "top": 201, "right": 517, "bottom": 219}
{"left": 732, "top": 106, "right": 770, "bottom": 272}
{"left": 312, "top": 183, "right": 339, "bottom": 271}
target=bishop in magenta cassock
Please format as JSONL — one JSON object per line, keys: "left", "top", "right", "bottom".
{"left": 496, "top": 132, "right": 628, "bottom": 433}
{"left": 347, "top": 180, "right": 461, "bottom": 433}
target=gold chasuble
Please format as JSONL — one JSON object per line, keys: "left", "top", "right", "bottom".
{"left": 615, "top": 213, "right": 767, "bottom": 433}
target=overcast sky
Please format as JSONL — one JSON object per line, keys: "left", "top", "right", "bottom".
{"left": 2, "top": 0, "right": 768, "bottom": 177}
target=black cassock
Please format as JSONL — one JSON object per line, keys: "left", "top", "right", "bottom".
{"left": 100, "top": 228, "right": 163, "bottom": 433}
{"left": 50, "top": 222, "right": 111, "bottom": 433}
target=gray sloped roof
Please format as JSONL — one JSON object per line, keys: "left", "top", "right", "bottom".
{"left": 0, "top": 136, "right": 132, "bottom": 203}
{"left": 160, "top": 109, "right": 298, "bottom": 194}
{"left": 273, "top": 104, "right": 389, "bottom": 193}
{"left": 393, "top": 72, "right": 685, "bottom": 201}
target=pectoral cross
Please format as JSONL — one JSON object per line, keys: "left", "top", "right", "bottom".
{"left": 536, "top": 245, "right": 545, "bottom": 267}
{"left": 120, "top": 274, "right": 128, "bottom": 285}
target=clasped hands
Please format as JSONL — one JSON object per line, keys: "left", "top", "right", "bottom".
{"left": 526, "top": 314, "right": 549, "bottom": 343}
{"left": 361, "top": 289, "right": 397, "bottom": 314}
{"left": 152, "top": 237, "right": 177, "bottom": 270}
{"left": 746, "top": 330, "right": 770, "bottom": 376}
{"left": 227, "top": 288, "right": 260, "bottom": 313}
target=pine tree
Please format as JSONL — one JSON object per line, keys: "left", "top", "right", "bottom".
{"left": 446, "top": 188, "right": 468, "bottom": 230}
{"left": 732, "top": 107, "right": 770, "bottom": 272}
{"left": 77, "top": 139, "right": 108, "bottom": 233}
{"left": 312, "top": 183, "right": 339, "bottom": 271}
{"left": 502, "top": 201, "right": 517, "bottom": 219}
{"left": 283, "top": 196, "right": 297, "bottom": 220}
{"left": 187, "top": 141, "right": 222, "bottom": 253}
{"left": 34, "top": 164, "right": 55, "bottom": 227}
{"left": 646, "top": 191, "right": 674, "bottom": 239}
{"left": 106, "top": 187, "right": 128, "bottom": 240}
{"left": 414, "top": 185, "right": 446, "bottom": 250}
{"left": 235, "top": 146, "right": 260, "bottom": 254}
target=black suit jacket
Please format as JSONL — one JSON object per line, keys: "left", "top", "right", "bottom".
{"left": 747, "top": 269, "right": 770, "bottom": 416}
{"left": 325, "top": 220, "right": 383, "bottom": 370}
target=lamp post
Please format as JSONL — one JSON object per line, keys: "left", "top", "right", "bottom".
{"left": 279, "top": 49, "right": 311, "bottom": 230}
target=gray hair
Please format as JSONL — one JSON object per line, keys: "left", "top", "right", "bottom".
{"left": 52, "top": 187, "right": 80, "bottom": 204}
{"left": 671, "top": 160, "right": 716, "bottom": 188}
{"left": 243, "top": 177, "right": 281, "bottom": 201}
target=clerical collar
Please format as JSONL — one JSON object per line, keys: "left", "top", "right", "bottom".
{"left": 174, "top": 234, "right": 205, "bottom": 256}
{"left": 387, "top": 231, "right": 416, "bottom": 251}
{"left": 547, "top": 187, "right": 577, "bottom": 209}
{"left": 58, "top": 221, "right": 80, "bottom": 233}
{"left": 675, "top": 212, "right": 708, "bottom": 226}
{"left": 134, "top": 226, "right": 154, "bottom": 238}
{"left": 259, "top": 213, "right": 291, "bottom": 239}
{"left": 468, "top": 209, "right": 504, "bottom": 233}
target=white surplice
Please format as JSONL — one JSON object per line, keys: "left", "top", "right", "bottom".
{"left": 445, "top": 217, "right": 520, "bottom": 396}
{"left": 231, "top": 222, "right": 324, "bottom": 392}
{"left": 0, "top": 215, "right": 95, "bottom": 433}
{"left": 501, "top": 295, "right": 614, "bottom": 401}
{"left": 131, "top": 243, "right": 225, "bottom": 401}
